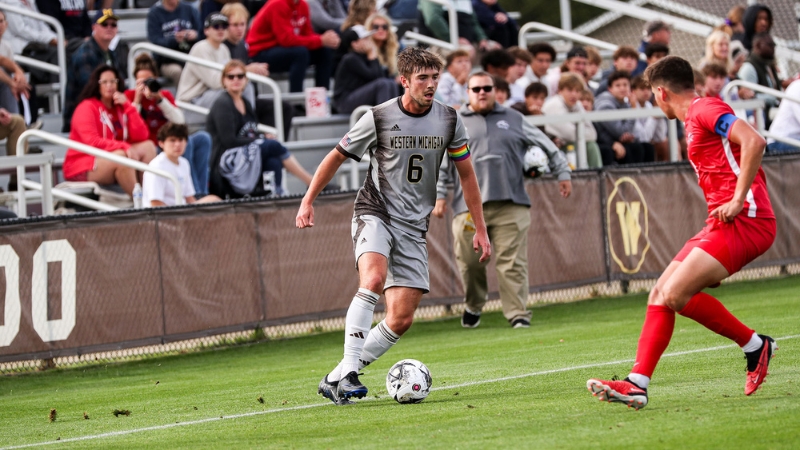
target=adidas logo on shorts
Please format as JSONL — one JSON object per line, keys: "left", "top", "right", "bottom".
{"left": 390, "top": 124, "right": 401, "bottom": 131}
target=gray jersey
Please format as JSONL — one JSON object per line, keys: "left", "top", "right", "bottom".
{"left": 336, "top": 97, "right": 470, "bottom": 236}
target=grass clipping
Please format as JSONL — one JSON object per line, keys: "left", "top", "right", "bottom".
{"left": 112, "top": 409, "right": 131, "bottom": 417}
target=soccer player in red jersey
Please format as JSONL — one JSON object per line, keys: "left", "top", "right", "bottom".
{"left": 586, "top": 56, "right": 778, "bottom": 410}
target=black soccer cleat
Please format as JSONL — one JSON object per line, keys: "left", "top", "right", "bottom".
{"left": 337, "top": 371, "right": 368, "bottom": 400}
{"left": 462, "top": 309, "right": 481, "bottom": 328}
{"left": 318, "top": 374, "right": 354, "bottom": 405}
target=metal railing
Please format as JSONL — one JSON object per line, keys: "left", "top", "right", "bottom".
{"left": 127, "top": 42, "right": 284, "bottom": 141}
{"left": 722, "top": 80, "right": 800, "bottom": 149}
{"left": 14, "top": 130, "right": 184, "bottom": 217}
{"left": 0, "top": 152, "right": 54, "bottom": 216}
{"left": 403, "top": 0, "right": 459, "bottom": 51}
{"left": 1, "top": 3, "right": 66, "bottom": 107}
{"left": 518, "top": 22, "right": 618, "bottom": 52}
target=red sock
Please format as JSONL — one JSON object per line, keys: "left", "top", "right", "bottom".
{"left": 678, "top": 292, "right": 754, "bottom": 347}
{"left": 631, "top": 304, "right": 675, "bottom": 378}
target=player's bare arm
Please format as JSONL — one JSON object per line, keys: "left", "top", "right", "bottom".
{"left": 710, "top": 119, "right": 767, "bottom": 223}
{"left": 296, "top": 149, "right": 348, "bottom": 228}
{"left": 453, "top": 158, "right": 491, "bottom": 262}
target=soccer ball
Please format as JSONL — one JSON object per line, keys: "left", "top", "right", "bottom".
{"left": 523, "top": 145, "right": 550, "bottom": 178}
{"left": 386, "top": 359, "right": 432, "bottom": 404}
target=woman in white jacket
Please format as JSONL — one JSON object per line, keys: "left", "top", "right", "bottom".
{"left": 542, "top": 72, "right": 602, "bottom": 168}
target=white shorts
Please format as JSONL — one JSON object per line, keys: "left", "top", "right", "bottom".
{"left": 352, "top": 215, "right": 430, "bottom": 293}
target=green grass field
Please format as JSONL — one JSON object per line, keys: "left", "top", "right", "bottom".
{"left": 2, "top": 276, "right": 799, "bottom": 449}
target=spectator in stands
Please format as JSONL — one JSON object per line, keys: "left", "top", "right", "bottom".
{"left": 64, "top": 65, "right": 156, "bottom": 196}
{"left": 730, "top": 40, "right": 748, "bottom": 80}
{"left": 546, "top": 46, "right": 586, "bottom": 99}
{"left": 366, "top": 13, "right": 400, "bottom": 79}
{"left": 341, "top": 0, "right": 375, "bottom": 30}
{"left": 699, "top": 30, "right": 732, "bottom": 73}
{"left": 379, "top": 0, "right": 416, "bottom": 21}
{"left": 594, "top": 70, "right": 654, "bottom": 165}
{"left": 701, "top": 63, "right": 728, "bottom": 99}
{"left": 506, "top": 46, "right": 531, "bottom": 104}
{"left": 472, "top": 0, "right": 518, "bottom": 49}
{"left": 0, "top": 106, "right": 27, "bottom": 157}
{"left": 542, "top": 73, "right": 602, "bottom": 169}
{"left": 247, "top": 0, "right": 340, "bottom": 93}
{"left": 308, "top": 0, "right": 347, "bottom": 34}
{"left": 177, "top": 13, "right": 237, "bottom": 124}
{"left": 417, "top": 0, "right": 496, "bottom": 55}
{"left": 220, "top": 3, "right": 294, "bottom": 141}
{"left": 579, "top": 88, "right": 594, "bottom": 114}
{"left": 766, "top": 79, "right": 800, "bottom": 153}
{"left": 510, "top": 81, "right": 547, "bottom": 118}
{"left": 584, "top": 46, "right": 602, "bottom": 91}
{"left": 433, "top": 70, "right": 570, "bottom": 329}
{"left": 0, "top": 11, "right": 28, "bottom": 115}
{"left": 726, "top": 5, "right": 746, "bottom": 38}
{"left": 635, "top": 20, "right": 671, "bottom": 76}
{"left": 738, "top": 4, "right": 772, "bottom": 51}
{"left": 435, "top": 48, "right": 470, "bottom": 109}
{"left": 126, "top": 54, "right": 213, "bottom": 198}
{"left": 493, "top": 75, "right": 509, "bottom": 106}
{"left": 207, "top": 61, "right": 315, "bottom": 198}
{"left": 644, "top": 42, "right": 669, "bottom": 67}
{"left": 37, "top": 0, "right": 95, "bottom": 55}
{"left": 630, "top": 75, "right": 668, "bottom": 161}
{"left": 737, "top": 33, "right": 781, "bottom": 122}
{"left": 332, "top": 25, "right": 398, "bottom": 114}
{"left": 515, "top": 42, "right": 554, "bottom": 95}
{"left": 143, "top": 123, "right": 221, "bottom": 207}
{"left": 63, "top": 9, "right": 125, "bottom": 133}
{"left": 693, "top": 68, "right": 706, "bottom": 97}
{"left": 595, "top": 46, "right": 639, "bottom": 96}
{"left": 480, "top": 48, "right": 514, "bottom": 82}
{"left": 147, "top": 0, "right": 203, "bottom": 86}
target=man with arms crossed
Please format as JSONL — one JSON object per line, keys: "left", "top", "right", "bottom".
{"left": 296, "top": 47, "right": 491, "bottom": 405}
{"left": 587, "top": 56, "right": 777, "bottom": 410}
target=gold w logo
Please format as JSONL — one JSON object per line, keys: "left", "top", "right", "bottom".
{"left": 616, "top": 201, "right": 642, "bottom": 256}
{"left": 606, "top": 177, "right": 650, "bottom": 274}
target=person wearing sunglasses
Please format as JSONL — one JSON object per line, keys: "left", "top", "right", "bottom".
{"left": 146, "top": 0, "right": 203, "bottom": 85}
{"left": 207, "top": 60, "right": 315, "bottom": 199}
{"left": 63, "top": 65, "right": 156, "bottom": 197}
{"left": 433, "top": 71, "right": 571, "bottom": 330}
{"left": 177, "top": 13, "right": 245, "bottom": 126}
{"left": 62, "top": 9, "right": 125, "bottom": 133}
{"left": 365, "top": 13, "right": 400, "bottom": 80}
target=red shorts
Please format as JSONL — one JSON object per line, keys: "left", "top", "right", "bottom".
{"left": 67, "top": 171, "right": 89, "bottom": 182}
{"left": 674, "top": 216, "right": 776, "bottom": 274}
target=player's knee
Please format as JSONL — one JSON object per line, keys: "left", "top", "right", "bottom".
{"left": 652, "top": 285, "right": 684, "bottom": 311}
{"left": 386, "top": 314, "right": 413, "bottom": 335}
{"left": 360, "top": 275, "right": 386, "bottom": 294}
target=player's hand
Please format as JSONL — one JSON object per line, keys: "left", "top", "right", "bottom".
{"left": 473, "top": 230, "right": 491, "bottom": 263}
{"left": 558, "top": 180, "right": 572, "bottom": 198}
{"left": 431, "top": 198, "right": 446, "bottom": 218}
{"left": 296, "top": 202, "right": 315, "bottom": 228}
{"left": 710, "top": 199, "right": 744, "bottom": 223}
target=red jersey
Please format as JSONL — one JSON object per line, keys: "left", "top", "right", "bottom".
{"left": 123, "top": 89, "right": 177, "bottom": 145}
{"left": 684, "top": 97, "right": 774, "bottom": 219}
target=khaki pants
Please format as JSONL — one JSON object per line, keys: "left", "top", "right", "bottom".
{"left": 0, "top": 114, "right": 26, "bottom": 156}
{"left": 453, "top": 202, "right": 532, "bottom": 323}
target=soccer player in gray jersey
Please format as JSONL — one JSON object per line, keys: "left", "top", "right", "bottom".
{"left": 296, "top": 47, "right": 492, "bottom": 405}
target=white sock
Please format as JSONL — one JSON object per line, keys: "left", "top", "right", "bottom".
{"left": 627, "top": 373, "right": 650, "bottom": 390}
{"left": 741, "top": 332, "right": 762, "bottom": 353}
{"left": 358, "top": 320, "right": 401, "bottom": 370}
{"left": 340, "top": 288, "right": 380, "bottom": 379}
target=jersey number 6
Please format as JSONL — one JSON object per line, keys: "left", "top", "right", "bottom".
{"left": 407, "top": 154, "right": 424, "bottom": 183}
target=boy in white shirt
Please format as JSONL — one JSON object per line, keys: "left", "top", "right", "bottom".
{"left": 143, "top": 123, "right": 222, "bottom": 207}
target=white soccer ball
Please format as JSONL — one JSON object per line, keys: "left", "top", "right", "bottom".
{"left": 523, "top": 145, "right": 550, "bottom": 178}
{"left": 386, "top": 359, "right": 432, "bottom": 404}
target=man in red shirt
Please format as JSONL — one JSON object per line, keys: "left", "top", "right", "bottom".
{"left": 246, "top": 0, "right": 340, "bottom": 93}
{"left": 586, "top": 56, "right": 777, "bottom": 410}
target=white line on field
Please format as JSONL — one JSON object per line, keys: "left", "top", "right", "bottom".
{"left": 5, "top": 333, "right": 798, "bottom": 449}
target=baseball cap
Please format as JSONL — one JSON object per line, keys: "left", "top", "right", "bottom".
{"left": 204, "top": 13, "right": 228, "bottom": 28}
{"left": 566, "top": 46, "right": 587, "bottom": 59}
{"left": 95, "top": 9, "right": 120, "bottom": 24}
